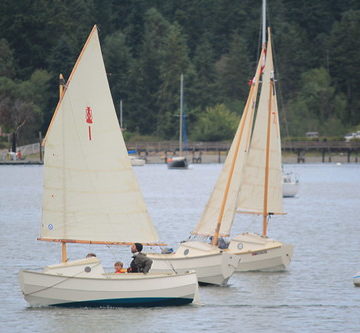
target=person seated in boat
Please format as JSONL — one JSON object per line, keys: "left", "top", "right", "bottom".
{"left": 127, "top": 243, "right": 153, "bottom": 273}
{"left": 114, "top": 261, "right": 127, "bottom": 273}
{"left": 86, "top": 253, "right": 96, "bottom": 258}
{"left": 209, "top": 236, "right": 229, "bottom": 249}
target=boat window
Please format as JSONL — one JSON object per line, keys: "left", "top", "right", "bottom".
{"left": 184, "top": 249, "right": 189, "bottom": 255}
{"left": 84, "top": 266, "right": 91, "bottom": 273}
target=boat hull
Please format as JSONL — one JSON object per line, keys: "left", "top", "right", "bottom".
{"left": 283, "top": 182, "right": 299, "bottom": 197}
{"left": 147, "top": 241, "right": 239, "bottom": 285}
{"left": 19, "top": 258, "right": 198, "bottom": 307}
{"left": 167, "top": 157, "right": 188, "bottom": 169}
{"left": 353, "top": 272, "right": 360, "bottom": 287}
{"left": 130, "top": 156, "right": 146, "bottom": 166}
{"left": 282, "top": 172, "right": 299, "bottom": 197}
{"left": 228, "top": 233, "right": 294, "bottom": 272}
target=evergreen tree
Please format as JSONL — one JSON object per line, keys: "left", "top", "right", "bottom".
{"left": 217, "top": 32, "right": 252, "bottom": 105}
{"left": 286, "top": 67, "right": 347, "bottom": 136}
{"left": 131, "top": 8, "right": 171, "bottom": 134}
{"left": 328, "top": 10, "right": 360, "bottom": 126}
{"left": 0, "top": 39, "right": 16, "bottom": 78}
{"left": 103, "top": 30, "right": 134, "bottom": 128}
{"left": 191, "top": 33, "right": 219, "bottom": 110}
{"left": 157, "top": 23, "right": 191, "bottom": 138}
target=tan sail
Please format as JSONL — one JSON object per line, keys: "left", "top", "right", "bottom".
{"left": 40, "top": 26, "right": 159, "bottom": 244}
{"left": 192, "top": 49, "right": 265, "bottom": 237}
{"left": 237, "top": 31, "right": 283, "bottom": 216}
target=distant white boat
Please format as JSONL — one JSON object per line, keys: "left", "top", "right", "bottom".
{"left": 130, "top": 155, "right": 146, "bottom": 166}
{"left": 18, "top": 25, "right": 198, "bottom": 307}
{"left": 353, "top": 272, "right": 360, "bottom": 287}
{"left": 283, "top": 172, "right": 299, "bottom": 197}
{"left": 167, "top": 156, "right": 188, "bottom": 169}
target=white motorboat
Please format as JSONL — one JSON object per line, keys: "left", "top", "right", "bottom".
{"left": 283, "top": 171, "right": 299, "bottom": 197}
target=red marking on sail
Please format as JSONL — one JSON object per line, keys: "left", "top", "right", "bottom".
{"left": 85, "top": 106, "right": 93, "bottom": 140}
{"left": 86, "top": 106, "right": 93, "bottom": 124}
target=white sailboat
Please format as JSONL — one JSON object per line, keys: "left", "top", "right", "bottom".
{"left": 18, "top": 25, "right": 198, "bottom": 307}
{"left": 167, "top": 74, "right": 188, "bottom": 169}
{"left": 191, "top": 1, "right": 293, "bottom": 272}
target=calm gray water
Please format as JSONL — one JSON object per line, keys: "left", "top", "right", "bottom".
{"left": 1, "top": 163, "right": 359, "bottom": 332}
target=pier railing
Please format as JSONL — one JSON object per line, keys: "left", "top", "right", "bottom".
{"left": 3, "top": 140, "right": 360, "bottom": 163}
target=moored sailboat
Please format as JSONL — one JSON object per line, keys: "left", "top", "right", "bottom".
{"left": 168, "top": 74, "right": 188, "bottom": 169}
{"left": 192, "top": 1, "right": 293, "bottom": 272}
{"left": 18, "top": 25, "right": 198, "bottom": 307}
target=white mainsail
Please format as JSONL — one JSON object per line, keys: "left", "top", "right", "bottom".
{"left": 40, "top": 26, "right": 159, "bottom": 244}
{"left": 192, "top": 49, "right": 265, "bottom": 237}
{"left": 237, "top": 31, "right": 283, "bottom": 215}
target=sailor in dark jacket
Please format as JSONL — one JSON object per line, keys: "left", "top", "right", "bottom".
{"left": 128, "top": 242, "right": 153, "bottom": 273}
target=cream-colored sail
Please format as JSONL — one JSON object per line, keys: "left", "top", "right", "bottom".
{"left": 40, "top": 26, "right": 159, "bottom": 244}
{"left": 192, "top": 49, "right": 265, "bottom": 237}
{"left": 237, "top": 32, "right": 283, "bottom": 215}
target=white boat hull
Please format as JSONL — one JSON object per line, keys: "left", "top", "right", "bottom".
{"left": 130, "top": 156, "right": 146, "bottom": 166}
{"left": 353, "top": 272, "right": 360, "bottom": 287}
{"left": 147, "top": 241, "right": 239, "bottom": 285}
{"left": 282, "top": 172, "right": 299, "bottom": 197}
{"left": 19, "top": 258, "right": 198, "bottom": 307}
{"left": 283, "top": 182, "right": 299, "bottom": 197}
{"left": 228, "top": 233, "right": 294, "bottom": 272}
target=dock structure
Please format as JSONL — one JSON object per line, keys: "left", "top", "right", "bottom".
{"left": 281, "top": 141, "right": 360, "bottom": 163}
{"left": 126, "top": 141, "right": 360, "bottom": 164}
{"left": 1, "top": 141, "right": 360, "bottom": 164}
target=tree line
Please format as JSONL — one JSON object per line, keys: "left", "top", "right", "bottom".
{"left": 0, "top": 0, "right": 359, "bottom": 148}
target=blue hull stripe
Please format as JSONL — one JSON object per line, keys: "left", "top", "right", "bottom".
{"left": 353, "top": 276, "right": 360, "bottom": 279}
{"left": 51, "top": 297, "right": 192, "bottom": 308}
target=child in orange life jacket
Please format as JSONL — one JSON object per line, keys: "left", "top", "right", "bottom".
{"left": 114, "top": 261, "right": 126, "bottom": 273}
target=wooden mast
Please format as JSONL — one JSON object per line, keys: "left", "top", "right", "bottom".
{"left": 261, "top": 0, "right": 270, "bottom": 237}
{"left": 262, "top": 68, "right": 273, "bottom": 237}
{"left": 59, "top": 73, "right": 67, "bottom": 263}
{"left": 262, "top": 27, "right": 276, "bottom": 237}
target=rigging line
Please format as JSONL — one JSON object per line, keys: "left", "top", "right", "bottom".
{"left": 156, "top": 245, "right": 177, "bottom": 274}
{"left": 271, "top": 34, "right": 291, "bottom": 147}
{"left": 22, "top": 262, "right": 102, "bottom": 297}
{"left": 267, "top": 4, "right": 291, "bottom": 143}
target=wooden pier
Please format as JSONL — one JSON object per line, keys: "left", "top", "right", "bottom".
{"left": 2, "top": 141, "right": 360, "bottom": 164}
{"left": 126, "top": 140, "right": 360, "bottom": 164}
